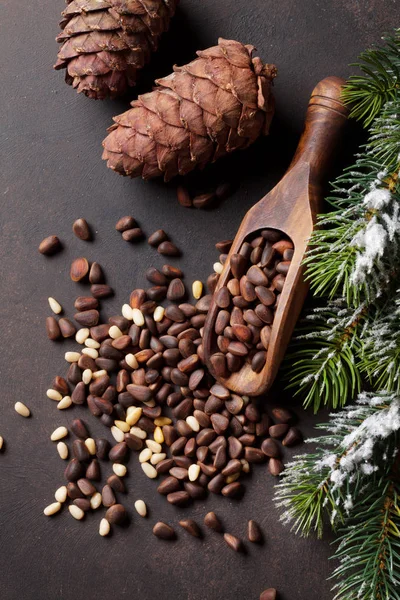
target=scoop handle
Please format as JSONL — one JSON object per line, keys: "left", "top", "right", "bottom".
{"left": 287, "top": 76, "right": 349, "bottom": 189}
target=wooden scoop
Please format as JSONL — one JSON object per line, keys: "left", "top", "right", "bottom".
{"left": 203, "top": 76, "right": 349, "bottom": 396}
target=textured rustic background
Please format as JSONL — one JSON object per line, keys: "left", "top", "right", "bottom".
{"left": 1, "top": 1, "right": 398, "bottom": 599}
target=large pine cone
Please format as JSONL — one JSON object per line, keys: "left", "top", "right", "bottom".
{"left": 102, "top": 38, "right": 277, "bottom": 180}
{"left": 54, "top": 0, "right": 178, "bottom": 99}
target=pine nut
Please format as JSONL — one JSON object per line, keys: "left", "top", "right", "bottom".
{"left": 146, "top": 440, "right": 162, "bottom": 453}
{"left": 82, "top": 369, "right": 92, "bottom": 384}
{"left": 0, "top": 436, "right": 3, "bottom": 450}
{"left": 90, "top": 492, "right": 102, "bottom": 510}
{"left": 55, "top": 486, "right": 67, "bottom": 503}
{"left": 126, "top": 406, "right": 142, "bottom": 426}
{"left": 213, "top": 262, "right": 223, "bottom": 274}
{"left": 113, "top": 464, "right": 127, "bottom": 477}
{"left": 48, "top": 297, "right": 62, "bottom": 314}
{"left": 154, "top": 417, "right": 172, "bottom": 426}
{"left": 109, "top": 325, "right": 123, "bottom": 339}
{"left": 139, "top": 448, "right": 152, "bottom": 463}
{"left": 75, "top": 328, "right": 90, "bottom": 344}
{"left": 85, "top": 438, "right": 96, "bottom": 455}
{"left": 57, "top": 441, "right": 69, "bottom": 459}
{"left": 154, "top": 426, "right": 164, "bottom": 444}
{"left": 91, "top": 369, "right": 107, "bottom": 380}
{"left": 132, "top": 308, "right": 144, "bottom": 326}
{"left": 226, "top": 472, "right": 240, "bottom": 483}
{"left": 15, "top": 402, "right": 30, "bottom": 417}
{"left": 46, "top": 389, "right": 62, "bottom": 401}
{"left": 153, "top": 306, "right": 165, "bottom": 322}
{"left": 122, "top": 304, "right": 133, "bottom": 320}
{"left": 150, "top": 452, "right": 166, "bottom": 465}
{"left": 130, "top": 426, "right": 146, "bottom": 439}
{"left": 141, "top": 462, "right": 158, "bottom": 479}
{"left": 85, "top": 338, "right": 100, "bottom": 349}
{"left": 65, "top": 351, "right": 81, "bottom": 363}
{"left": 186, "top": 416, "right": 200, "bottom": 432}
{"left": 188, "top": 464, "right": 200, "bottom": 482}
{"left": 192, "top": 280, "right": 203, "bottom": 299}
{"left": 82, "top": 348, "right": 98, "bottom": 359}
{"left": 50, "top": 426, "right": 68, "bottom": 441}
{"left": 241, "top": 459, "right": 250, "bottom": 473}
{"left": 99, "top": 518, "right": 110, "bottom": 536}
{"left": 114, "top": 420, "right": 129, "bottom": 433}
{"left": 142, "top": 399, "right": 156, "bottom": 408}
{"left": 69, "top": 505, "right": 85, "bottom": 520}
{"left": 125, "top": 353, "right": 139, "bottom": 370}
{"left": 44, "top": 502, "right": 61, "bottom": 516}
{"left": 111, "top": 426, "right": 124, "bottom": 443}
{"left": 57, "top": 396, "right": 72, "bottom": 410}
{"left": 134, "top": 500, "right": 147, "bottom": 517}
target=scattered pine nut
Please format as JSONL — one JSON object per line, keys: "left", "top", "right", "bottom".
{"left": 125, "top": 353, "right": 139, "bottom": 370}
{"left": 44, "top": 502, "right": 61, "bottom": 516}
{"left": 126, "top": 406, "right": 142, "bottom": 426}
{"left": 81, "top": 348, "right": 98, "bottom": 359}
{"left": 146, "top": 440, "right": 162, "bottom": 453}
{"left": 142, "top": 399, "right": 156, "bottom": 408}
{"left": 0, "top": 436, "right": 3, "bottom": 450}
{"left": 111, "top": 426, "right": 124, "bottom": 443}
{"left": 186, "top": 416, "right": 200, "bottom": 432}
{"left": 46, "top": 389, "right": 62, "bottom": 401}
{"left": 75, "top": 328, "right": 90, "bottom": 344}
{"left": 134, "top": 500, "right": 147, "bottom": 517}
{"left": 113, "top": 463, "right": 127, "bottom": 477}
{"left": 50, "top": 426, "right": 68, "bottom": 441}
{"left": 114, "top": 420, "right": 130, "bottom": 433}
{"left": 85, "top": 438, "right": 96, "bottom": 455}
{"left": 82, "top": 369, "right": 92, "bottom": 384}
{"left": 15, "top": 402, "right": 30, "bottom": 417}
{"left": 90, "top": 492, "right": 102, "bottom": 510}
{"left": 154, "top": 417, "right": 171, "bottom": 426}
{"left": 91, "top": 369, "right": 107, "bottom": 379}
{"left": 57, "top": 441, "right": 69, "bottom": 459}
{"left": 213, "top": 262, "right": 224, "bottom": 274}
{"left": 139, "top": 448, "right": 152, "bottom": 463}
{"left": 69, "top": 505, "right": 85, "bottom": 520}
{"left": 130, "top": 426, "right": 146, "bottom": 439}
{"left": 150, "top": 453, "right": 166, "bottom": 466}
{"left": 241, "top": 459, "right": 250, "bottom": 473}
{"left": 109, "top": 325, "right": 123, "bottom": 339}
{"left": 48, "top": 297, "right": 62, "bottom": 314}
{"left": 132, "top": 308, "right": 144, "bottom": 326}
{"left": 65, "top": 351, "right": 80, "bottom": 363}
{"left": 188, "top": 464, "right": 200, "bottom": 482}
{"left": 141, "top": 462, "right": 158, "bottom": 479}
{"left": 85, "top": 338, "right": 100, "bottom": 349}
{"left": 153, "top": 306, "right": 165, "bottom": 322}
{"left": 121, "top": 304, "right": 133, "bottom": 320}
{"left": 57, "top": 396, "right": 72, "bottom": 410}
{"left": 226, "top": 472, "right": 240, "bottom": 483}
{"left": 99, "top": 518, "right": 110, "bottom": 536}
{"left": 153, "top": 426, "right": 164, "bottom": 444}
{"left": 55, "top": 486, "right": 67, "bottom": 503}
{"left": 192, "top": 280, "right": 203, "bottom": 299}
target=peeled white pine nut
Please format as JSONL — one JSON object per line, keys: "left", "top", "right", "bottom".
{"left": 141, "top": 462, "right": 157, "bottom": 479}
{"left": 226, "top": 472, "right": 240, "bottom": 484}
{"left": 192, "top": 280, "right": 203, "bottom": 299}
{"left": 50, "top": 426, "right": 68, "bottom": 441}
{"left": 153, "top": 306, "right": 165, "bottom": 323}
{"left": 15, "top": 402, "right": 30, "bottom": 417}
{"left": 69, "top": 505, "right": 85, "bottom": 520}
{"left": 188, "top": 464, "right": 200, "bottom": 482}
{"left": 186, "top": 416, "right": 200, "bottom": 432}
{"left": 90, "top": 492, "right": 102, "bottom": 510}
{"left": 111, "top": 426, "right": 124, "bottom": 443}
{"left": 241, "top": 459, "right": 250, "bottom": 473}
{"left": 75, "top": 328, "right": 90, "bottom": 344}
{"left": 57, "top": 396, "right": 72, "bottom": 410}
{"left": 139, "top": 448, "right": 152, "bottom": 463}
{"left": 65, "top": 351, "right": 80, "bottom": 363}
{"left": 113, "top": 463, "right": 127, "bottom": 477}
{"left": 57, "top": 441, "right": 69, "bottom": 460}
{"left": 82, "top": 369, "right": 92, "bottom": 385}
{"left": 150, "top": 452, "right": 166, "bottom": 466}
{"left": 46, "top": 389, "right": 62, "bottom": 401}
{"left": 0, "top": 436, "right": 3, "bottom": 450}
{"left": 146, "top": 440, "right": 162, "bottom": 453}
{"left": 130, "top": 426, "right": 146, "bottom": 439}
{"left": 154, "top": 417, "right": 171, "bottom": 426}
{"left": 125, "top": 353, "right": 139, "bottom": 370}
{"left": 91, "top": 369, "right": 107, "bottom": 380}
{"left": 122, "top": 304, "right": 133, "bottom": 320}
{"left": 99, "top": 518, "right": 110, "bottom": 537}
{"left": 213, "top": 262, "right": 223, "bottom": 274}
{"left": 132, "top": 308, "right": 144, "bottom": 327}
{"left": 85, "top": 338, "right": 100, "bottom": 349}
{"left": 134, "top": 499, "right": 147, "bottom": 517}
{"left": 55, "top": 486, "right": 67, "bottom": 503}
{"left": 82, "top": 347, "right": 98, "bottom": 359}
{"left": 109, "top": 325, "right": 123, "bottom": 339}
{"left": 44, "top": 502, "right": 61, "bottom": 516}
{"left": 153, "top": 426, "right": 164, "bottom": 444}
{"left": 48, "top": 297, "right": 62, "bottom": 314}
{"left": 126, "top": 406, "right": 142, "bottom": 426}
{"left": 114, "top": 420, "right": 129, "bottom": 433}
{"left": 85, "top": 438, "right": 96, "bottom": 455}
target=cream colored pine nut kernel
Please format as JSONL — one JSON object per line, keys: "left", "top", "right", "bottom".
{"left": 154, "top": 417, "right": 172, "bottom": 426}
{"left": 0, "top": 436, "right": 3, "bottom": 450}
{"left": 44, "top": 502, "right": 61, "bottom": 516}
{"left": 130, "top": 426, "right": 146, "bottom": 439}
{"left": 146, "top": 440, "right": 162, "bottom": 453}
{"left": 114, "top": 420, "right": 129, "bottom": 433}
{"left": 226, "top": 472, "right": 240, "bottom": 484}
{"left": 126, "top": 406, "right": 142, "bottom": 426}
{"left": 142, "top": 399, "right": 156, "bottom": 408}
{"left": 132, "top": 308, "right": 144, "bottom": 327}
{"left": 141, "top": 462, "right": 157, "bottom": 479}
{"left": 192, "top": 280, "right": 203, "bottom": 299}
{"left": 82, "top": 369, "right": 92, "bottom": 385}
{"left": 213, "top": 262, "right": 223, "bottom": 274}
{"left": 81, "top": 347, "right": 98, "bottom": 359}
{"left": 109, "top": 325, "right": 123, "bottom": 339}
{"left": 90, "top": 492, "right": 102, "bottom": 510}
{"left": 85, "top": 338, "right": 100, "bottom": 349}
{"left": 50, "top": 426, "right": 68, "bottom": 441}
{"left": 15, "top": 402, "right": 30, "bottom": 417}
{"left": 65, "top": 351, "right": 81, "bottom": 363}
{"left": 134, "top": 500, "right": 147, "bottom": 517}
{"left": 150, "top": 453, "right": 166, "bottom": 466}
{"left": 139, "top": 448, "right": 152, "bottom": 463}
{"left": 186, "top": 416, "right": 200, "bottom": 432}
{"left": 241, "top": 459, "right": 250, "bottom": 473}
{"left": 46, "top": 389, "right": 62, "bottom": 401}
{"left": 57, "top": 396, "right": 72, "bottom": 410}
{"left": 122, "top": 304, "right": 133, "bottom": 320}
{"left": 111, "top": 426, "right": 124, "bottom": 443}
{"left": 91, "top": 369, "right": 107, "bottom": 380}
{"left": 153, "top": 306, "right": 165, "bottom": 322}
{"left": 188, "top": 464, "right": 200, "bottom": 482}
{"left": 55, "top": 486, "right": 67, "bottom": 503}
{"left": 57, "top": 441, "right": 69, "bottom": 459}
{"left": 153, "top": 426, "right": 164, "bottom": 444}
{"left": 48, "top": 297, "right": 62, "bottom": 314}
{"left": 125, "top": 353, "right": 139, "bottom": 370}
{"left": 113, "top": 463, "right": 127, "bottom": 477}
{"left": 99, "top": 518, "right": 110, "bottom": 537}
{"left": 69, "top": 505, "right": 85, "bottom": 520}
{"left": 75, "top": 328, "right": 90, "bottom": 344}
{"left": 85, "top": 438, "right": 96, "bottom": 455}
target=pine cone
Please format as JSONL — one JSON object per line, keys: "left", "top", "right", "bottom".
{"left": 102, "top": 38, "right": 277, "bottom": 180}
{"left": 54, "top": 0, "right": 178, "bottom": 99}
